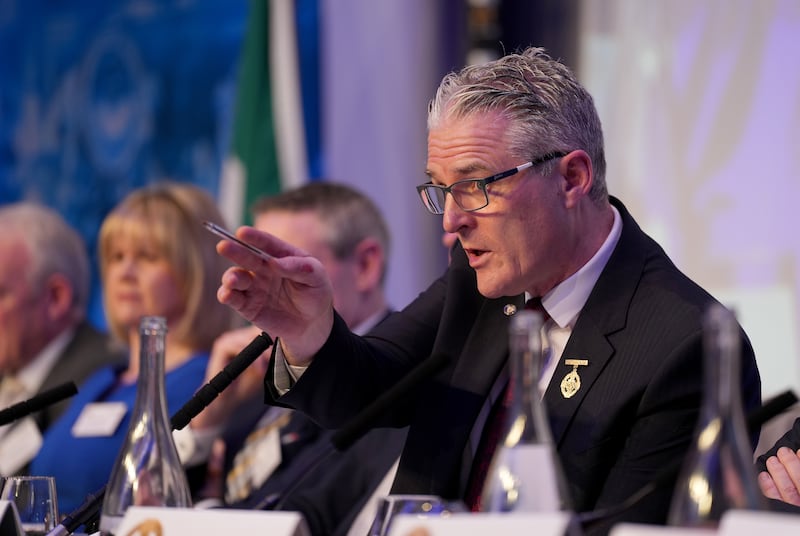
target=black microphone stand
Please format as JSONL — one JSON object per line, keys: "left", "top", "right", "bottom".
{"left": 260, "top": 352, "right": 451, "bottom": 512}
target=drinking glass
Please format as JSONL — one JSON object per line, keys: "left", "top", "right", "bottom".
{"left": 367, "top": 494, "right": 464, "bottom": 536}
{"left": 0, "top": 476, "right": 59, "bottom": 535}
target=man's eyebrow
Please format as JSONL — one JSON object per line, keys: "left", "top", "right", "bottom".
{"left": 424, "top": 162, "right": 490, "bottom": 182}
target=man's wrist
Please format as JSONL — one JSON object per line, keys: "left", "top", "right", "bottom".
{"left": 273, "top": 340, "right": 309, "bottom": 395}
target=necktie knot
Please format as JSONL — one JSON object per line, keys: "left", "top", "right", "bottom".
{"left": 525, "top": 297, "right": 550, "bottom": 324}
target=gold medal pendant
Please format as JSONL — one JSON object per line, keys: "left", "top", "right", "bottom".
{"left": 560, "top": 359, "right": 589, "bottom": 398}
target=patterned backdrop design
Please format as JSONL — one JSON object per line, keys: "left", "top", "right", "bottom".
{"left": 0, "top": 0, "right": 248, "bottom": 326}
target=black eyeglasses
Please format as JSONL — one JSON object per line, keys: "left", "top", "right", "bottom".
{"left": 416, "top": 151, "right": 567, "bottom": 215}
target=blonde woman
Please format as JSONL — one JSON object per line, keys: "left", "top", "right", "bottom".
{"left": 31, "top": 182, "right": 237, "bottom": 513}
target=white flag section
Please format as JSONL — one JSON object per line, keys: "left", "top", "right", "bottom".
{"left": 270, "top": 0, "right": 308, "bottom": 191}
{"left": 579, "top": 1, "right": 800, "bottom": 423}
{"left": 321, "top": 0, "right": 450, "bottom": 309}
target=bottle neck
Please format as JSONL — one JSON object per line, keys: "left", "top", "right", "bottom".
{"left": 506, "top": 311, "right": 549, "bottom": 442}
{"left": 132, "top": 318, "right": 170, "bottom": 421}
{"left": 702, "top": 309, "right": 743, "bottom": 417}
{"left": 124, "top": 326, "right": 195, "bottom": 383}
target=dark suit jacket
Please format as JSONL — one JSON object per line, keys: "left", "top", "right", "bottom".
{"left": 226, "top": 311, "right": 405, "bottom": 536}
{"left": 34, "top": 321, "right": 126, "bottom": 432}
{"left": 269, "top": 197, "right": 761, "bottom": 534}
{"left": 228, "top": 411, "right": 406, "bottom": 536}
{"left": 5, "top": 321, "right": 124, "bottom": 476}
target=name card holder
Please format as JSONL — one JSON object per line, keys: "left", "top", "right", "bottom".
{"left": 114, "top": 506, "right": 309, "bottom": 536}
{"left": 609, "top": 523, "right": 715, "bottom": 535}
{"left": 719, "top": 509, "right": 800, "bottom": 534}
{"left": 387, "top": 511, "right": 577, "bottom": 536}
{"left": 0, "top": 501, "right": 23, "bottom": 536}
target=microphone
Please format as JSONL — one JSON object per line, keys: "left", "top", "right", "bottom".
{"left": 0, "top": 381, "right": 78, "bottom": 426}
{"left": 47, "top": 487, "right": 105, "bottom": 536}
{"left": 577, "top": 389, "right": 799, "bottom": 530}
{"left": 747, "top": 390, "right": 798, "bottom": 434}
{"left": 331, "top": 352, "right": 451, "bottom": 451}
{"left": 261, "top": 352, "right": 452, "bottom": 511}
{"left": 47, "top": 331, "right": 273, "bottom": 536}
{"left": 171, "top": 331, "right": 273, "bottom": 430}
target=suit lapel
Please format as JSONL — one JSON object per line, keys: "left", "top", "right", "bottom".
{"left": 426, "top": 293, "right": 525, "bottom": 495}
{"left": 544, "top": 198, "right": 649, "bottom": 445}
{"left": 448, "top": 295, "right": 524, "bottom": 394}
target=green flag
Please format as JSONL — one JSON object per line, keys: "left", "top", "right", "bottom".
{"left": 220, "top": 0, "right": 308, "bottom": 227}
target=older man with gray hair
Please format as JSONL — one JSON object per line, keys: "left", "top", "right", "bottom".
{"left": 0, "top": 202, "right": 124, "bottom": 474}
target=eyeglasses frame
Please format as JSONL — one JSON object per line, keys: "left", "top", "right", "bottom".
{"left": 416, "top": 151, "right": 569, "bottom": 215}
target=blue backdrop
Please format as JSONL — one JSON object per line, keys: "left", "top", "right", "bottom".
{"left": 0, "top": 0, "right": 249, "bottom": 327}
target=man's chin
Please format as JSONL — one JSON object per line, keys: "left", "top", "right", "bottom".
{"left": 475, "top": 278, "right": 506, "bottom": 300}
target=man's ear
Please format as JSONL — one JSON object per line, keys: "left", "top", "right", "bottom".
{"left": 558, "top": 150, "right": 593, "bottom": 208}
{"left": 352, "top": 237, "right": 385, "bottom": 292}
{"left": 44, "top": 273, "right": 74, "bottom": 322}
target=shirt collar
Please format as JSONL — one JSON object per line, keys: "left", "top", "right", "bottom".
{"left": 541, "top": 205, "right": 622, "bottom": 329}
{"left": 16, "top": 327, "right": 75, "bottom": 394}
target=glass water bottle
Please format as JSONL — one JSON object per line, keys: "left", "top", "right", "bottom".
{"left": 480, "top": 309, "right": 572, "bottom": 512}
{"left": 99, "top": 316, "right": 191, "bottom": 535}
{"left": 667, "top": 303, "right": 765, "bottom": 526}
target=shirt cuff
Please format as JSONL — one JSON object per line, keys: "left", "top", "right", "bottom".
{"left": 173, "top": 425, "right": 221, "bottom": 467}
{"left": 273, "top": 342, "right": 309, "bottom": 395}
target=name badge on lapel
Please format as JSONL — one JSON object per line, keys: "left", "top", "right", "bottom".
{"left": 72, "top": 401, "right": 128, "bottom": 437}
{"left": 560, "top": 359, "right": 589, "bottom": 399}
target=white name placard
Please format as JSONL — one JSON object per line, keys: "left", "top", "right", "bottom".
{"left": 609, "top": 523, "right": 715, "bottom": 535}
{"left": 114, "top": 506, "right": 309, "bottom": 536}
{"left": 0, "top": 500, "right": 24, "bottom": 536}
{"left": 387, "top": 511, "right": 576, "bottom": 536}
{"left": 719, "top": 509, "right": 800, "bottom": 534}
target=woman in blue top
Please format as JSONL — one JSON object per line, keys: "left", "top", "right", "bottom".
{"left": 31, "top": 182, "right": 238, "bottom": 514}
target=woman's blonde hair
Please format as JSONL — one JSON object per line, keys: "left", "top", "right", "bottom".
{"left": 98, "top": 182, "right": 237, "bottom": 349}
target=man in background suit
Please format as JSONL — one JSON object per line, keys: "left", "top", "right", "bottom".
{"left": 176, "top": 182, "right": 404, "bottom": 535}
{"left": 214, "top": 47, "right": 761, "bottom": 535}
{"left": 0, "top": 202, "right": 125, "bottom": 474}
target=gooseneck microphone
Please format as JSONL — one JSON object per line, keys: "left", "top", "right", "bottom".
{"left": 171, "top": 331, "right": 274, "bottom": 430}
{"left": 0, "top": 381, "right": 78, "bottom": 426}
{"left": 264, "top": 352, "right": 452, "bottom": 511}
{"left": 47, "top": 331, "right": 273, "bottom": 536}
{"left": 577, "top": 389, "right": 799, "bottom": 531}
{"left": 331, "top": 352, "right": 452, "bottom": 451}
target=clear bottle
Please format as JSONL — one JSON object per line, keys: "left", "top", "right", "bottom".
{"left": 480, "top": 309, "right": 572, "bottom": 513}
{"left": 99, "top": 316, "right": 191, "bottom": 535}
{"left": 667, "top": 303, "right": 765, "bottom": 527}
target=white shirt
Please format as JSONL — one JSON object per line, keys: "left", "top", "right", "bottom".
{"left": 0, "top": 327, "right": 74, "bottom": 409}
{"left": 464, "top": 205, "right": 622, "bottom": 485}
{"left": 0, "top": 327, "right": 75, "bottom": 474}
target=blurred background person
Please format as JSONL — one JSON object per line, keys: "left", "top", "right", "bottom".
{"left": 30, "top": 182, "right": 238, "bottom": 513}
{"left": 0, "top": 202, "right": 125, "bottom": 476}
{"left": 178, "top": 182, "right": 405, "bottom": 536}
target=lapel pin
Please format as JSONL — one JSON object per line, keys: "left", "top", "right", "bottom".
{"left": 560, "top": 358, "right": 589, "bottom": 399}
{"left": 503, "top": 304, "right": 518, "bottom": 316}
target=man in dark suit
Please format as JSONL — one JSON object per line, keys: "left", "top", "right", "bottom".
{"left": 0, "top": 202, "right": 125, "bottom": 474}
{"left": 214, "top": 47, "right": 761, "bottom": 534}
{"left": 177, "top": 183, "right": 404, "bottom": 535}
